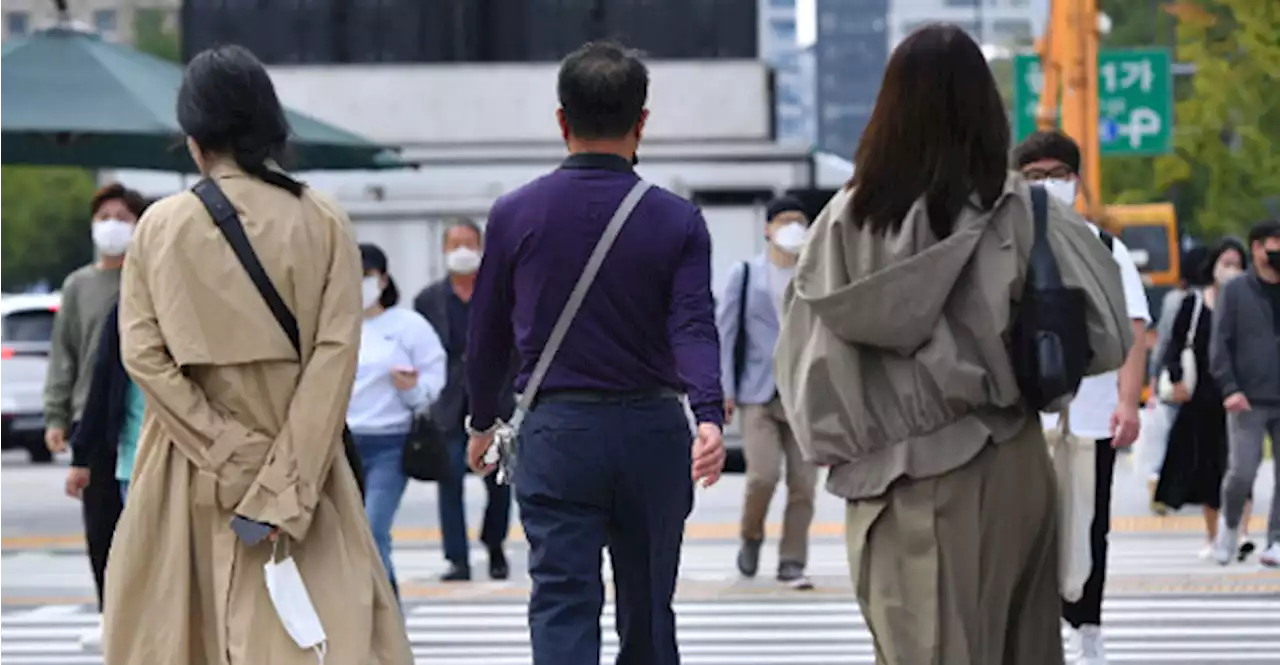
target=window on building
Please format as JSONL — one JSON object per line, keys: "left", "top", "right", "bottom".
{"left": 944, "top": 0, "right": 979, "bottom": 6}
{"left": 769, "top": 0, "right": 796, "bottom": 8}
{"left": 6, "top": 11, "right": 29, "bottom": 36}
{"left": 772, "top": 18, "right": 797, "bottom": 45}
{"left": 93, "top": 9, "right": 117, "bottom": 34}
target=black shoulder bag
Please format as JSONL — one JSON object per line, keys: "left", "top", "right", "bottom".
{"left": 732, "top": 261, "right": 751, "bottom": 394}
{"left": 1010, "top": 184, "right": 1094, "bottom": 411}
{"left": 191, "top": 179, "right": 366, "bottom": 498}
{"left": 397, "top": 349, "right": 450, "bottom": 483}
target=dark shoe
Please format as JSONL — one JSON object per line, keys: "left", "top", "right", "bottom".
{"left": 488, "top": 547, "right": 509, "bottom": 580}
{"left": 777, "top": 561, "right": 814, "bottom": 590}
{"left": 736, "top": 538, "right": 762, "bottom": 578}
{"left": 439, "top": 562, "right": 471, "bottom": 582}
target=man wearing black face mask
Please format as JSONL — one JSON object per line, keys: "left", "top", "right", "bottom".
{"left": 1209, "top": 219, "right": 1280, "bottom": 567}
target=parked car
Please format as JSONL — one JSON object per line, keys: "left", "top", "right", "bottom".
{"left": 1, "top": 293, "right": 60, "bottom": 463}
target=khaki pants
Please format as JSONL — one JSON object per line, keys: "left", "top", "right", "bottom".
{"left": 845, "top": 419, "right": 1062, "bottom": 665}
{"left": 739, "top": 396, "right": 818, "bottom": 565}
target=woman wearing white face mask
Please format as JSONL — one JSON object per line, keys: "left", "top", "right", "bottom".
{"left": 1156, "top": 238, "right": 1257, "bottom": 559}
{"left": 349, "top": 243, "right": 447, "bottom": 596}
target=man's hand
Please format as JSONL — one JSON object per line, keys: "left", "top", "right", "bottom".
{"left": 65, "top": 466, "right": 90, "bottom": 499}
{"left": 45, "top": 427, "right": 67, "bottom": 454}
{"left": 692, "top": 423, "right": 726, "bottom": 488}
{"left": 1110, "top": 402, "right": 1141, "bottom": 449}
{"left": 723, "top": 398, "right": 736, "bottom": 426}
{"left": 467, "top": 430, "right": 497, "bottom": 475}
{"left": 1170, "top": 382, "right": 1191, "bottom": 405}
{"left": 1224, "top": 392, "right": 1251, "bottom": 413}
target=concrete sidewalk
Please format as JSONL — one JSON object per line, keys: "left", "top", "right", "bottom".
{"left": 2, "top": 450, "right": 1273, "bottom": 552}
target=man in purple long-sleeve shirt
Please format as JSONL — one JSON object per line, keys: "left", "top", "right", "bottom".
{"left": 464, "top": 41, "right": 726, "bottom": 665}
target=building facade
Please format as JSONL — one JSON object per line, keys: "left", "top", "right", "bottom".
{"left": 758, "top": 0, "right": 815, "bottom": 146}
{"left": 2, "top": 0, "right": 178, "bottom": 44}
{"left": 180, "top": 0, "right": 759, "bottom": 65}
{"left": 814, "top": 0, "right": 1035, "bottom": 158}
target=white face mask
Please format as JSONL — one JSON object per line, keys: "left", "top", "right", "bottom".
{"left": 1042, "top": 178, "right": 1078, "bottom": 206}
{"left": 92, "top": 219, "right": 134, "bottom": 257}
{"left": 263, "top": 543, "right": 327, "bottom": 662}
{"left": 361, "top": 276, "right": 382, "bottom": 310}
{"left": 771, "top": 222, "right": 807, "bottom": 255}
{"left": 1215, "top": 264, "right": 1243, "bottom": 285}
{"left": 445, "top": 247, "right": 482, "bottom": 275}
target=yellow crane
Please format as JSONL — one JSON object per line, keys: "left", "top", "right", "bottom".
{"left": 1033, "top": 0, "right": 1181, "bottom": 292}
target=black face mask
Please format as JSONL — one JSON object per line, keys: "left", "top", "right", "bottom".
{"left": 1268, "top": 250, "right": 1280, "bottom": 271}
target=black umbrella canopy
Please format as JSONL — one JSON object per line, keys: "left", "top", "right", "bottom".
{"left": 1, "top": 27, "right": 404, "bottom": 171}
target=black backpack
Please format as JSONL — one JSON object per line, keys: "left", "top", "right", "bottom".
{"left": 1009, "top": 185, "right": 1094, "bottom": 411}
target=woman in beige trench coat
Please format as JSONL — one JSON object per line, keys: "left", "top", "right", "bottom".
{"left": 102, "top": 45, "right": 412, "bottom": 665}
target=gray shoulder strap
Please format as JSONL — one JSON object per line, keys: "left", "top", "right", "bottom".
{"left": 512, "top": 179, "right": 653, "bottom": 427}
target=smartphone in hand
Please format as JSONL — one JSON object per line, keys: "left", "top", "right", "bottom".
{"left": 230, "top": 515, "right": 274, "bottom": 546}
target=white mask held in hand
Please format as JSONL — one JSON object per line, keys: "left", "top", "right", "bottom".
{"left": 361, "top": 276, "right": 382, "bottom": 310}
{"left": 445, "top": 247, "right": 482, "bottom": 275}
{"left": 771, "top": 222, "right": 807, "bottom": 255}
{"left": 92, "top": 219, "right": 134, "bottom": 257}
{"left": 264, "top": 540, "right": 327, "bottom": 663}
{"left": 1042, "top": 178, "right": 1078, "bottom": 206}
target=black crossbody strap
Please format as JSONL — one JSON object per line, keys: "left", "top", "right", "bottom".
{"left": 192, "top": 179, "right": 302, "bottom": 355}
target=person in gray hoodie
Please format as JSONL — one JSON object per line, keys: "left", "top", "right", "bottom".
{"left": 774, "top": 24, "right": 1132, "bottom": 665}
{"left": 1209, "top": 219, "right": 1280, "bottom": 567}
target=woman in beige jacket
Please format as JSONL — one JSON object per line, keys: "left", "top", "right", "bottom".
{"left": 774, "top": 25, "right": 1132, "bottom": 665}
{"left": 102, "top": 45, "right": 411, "bottom": 664}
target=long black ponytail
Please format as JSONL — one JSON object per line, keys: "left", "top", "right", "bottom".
{"left": 178, "top": 45, "right": 305, "bottom": 197}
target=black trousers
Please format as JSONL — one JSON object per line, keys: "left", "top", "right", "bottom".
{"left": 80, "top": 431, "right": 123, "bottom": 612}
{"left": 1062, "top": 437, "right": 1116, "bottom": 628}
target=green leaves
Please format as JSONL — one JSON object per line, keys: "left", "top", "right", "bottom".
{"left": 1, "top": 166, "right": 97, "bottom": 291}
{"left": 1152, "top": 0, "right": 1280, "bottom": 236}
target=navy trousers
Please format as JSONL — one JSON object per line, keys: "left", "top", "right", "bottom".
{"left": 516, "top": 395, "right": 694, "bottom": 665}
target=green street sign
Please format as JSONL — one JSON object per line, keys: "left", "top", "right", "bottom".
{"left": 1012, "top": 47, "right": 1173, "bottom": 156}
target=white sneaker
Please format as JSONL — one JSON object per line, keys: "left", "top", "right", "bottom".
{"left": 1070, "top": 624, "right": 1108, "bottom": 665}
{"left": 1197, "top": 544, "right": 1215, "bottom": 560}
{"left": 1260, "top": 542, "right": 1280, "bottom": 568}
{"left": 1212, "top": 521, "right": 1239, "bottom": 566}
{"left": 78, "top": 622, "right": 103, "bottom": 651}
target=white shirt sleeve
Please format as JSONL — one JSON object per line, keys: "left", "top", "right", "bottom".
{"left": 1110, "top": 236, "right": 1152, "bottom": 324}
{"left": 400, "top": 311, "right": 448, "bottom": 412}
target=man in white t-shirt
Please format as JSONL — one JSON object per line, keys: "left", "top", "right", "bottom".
{"left": 1016, "top": 131, "right": 1151, "bottom": 665}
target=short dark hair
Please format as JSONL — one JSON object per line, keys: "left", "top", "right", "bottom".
{"left": 359, "top": 243, "right": 399, "bottom": 309}
{"left": 91, "top": 183, "right": 148, "bottom": 218}
{"left": 178, "top": 45, "right": 303, "bottom": 196}
{"left": 1247, "top": 219, "right": 1280, "bottom": 248}
{"left": 849, "top": 24, "right": 1009, "bottom": 239}
{"left": 442, "top": 218, "right": 484, "bottom": 246}
{"left": 557, "top": 41, "right": 649, "bottom": 140}
{"left": 1013, "top": 130, "right": 1082, "bottom": 174}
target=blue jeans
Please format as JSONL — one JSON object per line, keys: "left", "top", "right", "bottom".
{"left": 353, "top": 433, "right": 409, "bottom": 595}
{"left": 118, "top": 480, "right": 129, "bottom": 504}
{"left": 437, "top": 432, "right": 512, "bottom": 566}
{"left": 516, "top": 395, "right": 693, "bottom": 665}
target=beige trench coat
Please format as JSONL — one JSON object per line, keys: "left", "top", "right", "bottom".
{"left": 102, "top": 161, "right": 411, "bottom": 665}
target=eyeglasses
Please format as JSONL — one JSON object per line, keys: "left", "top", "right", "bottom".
{"left": 1021, "top": 166, "right": 1074, "bottom": 182}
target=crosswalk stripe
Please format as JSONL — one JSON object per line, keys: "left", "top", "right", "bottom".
{"left": 3, "top": 595, "right": 1278, "bottom": 665}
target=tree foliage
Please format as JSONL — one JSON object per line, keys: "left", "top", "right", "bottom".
{"left": 1154, "top": 0, "right": 1280, "bottom": 237}
{"left": 132, "top": 9, "right": 181, "bottom": 64}
{"left": 1, "top": 167, "right": 98, "bottom": 291}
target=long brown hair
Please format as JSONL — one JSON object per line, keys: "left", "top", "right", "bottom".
{"left": 848, "top": 24, "right": 1010, "bottom": 239}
